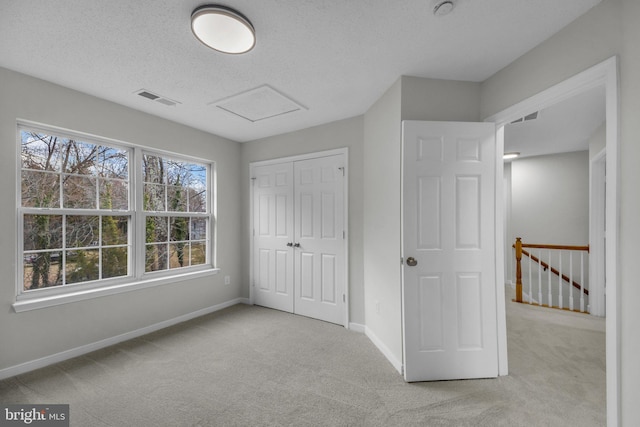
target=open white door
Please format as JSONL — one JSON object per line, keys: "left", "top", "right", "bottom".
{"left": 402, "top": 120, "right": 499, "bottom": 381}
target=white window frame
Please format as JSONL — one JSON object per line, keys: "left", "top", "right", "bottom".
{"left": 14, "top": 121, "right": 218, "bottom": 312}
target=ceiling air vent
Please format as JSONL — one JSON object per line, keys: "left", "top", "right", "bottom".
{"left": 510, "top": 111, "right": 539, "bottom": 124}
{"left": 134, "top": 89, "right": 180, "bottom": 107}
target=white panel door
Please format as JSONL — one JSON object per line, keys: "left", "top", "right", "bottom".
{"left": 402, "top": 121, "right": 498, "bottom": 381}
{"left": 253, "top": 162, "right": 295, "bottom": 313}
{"left": 293, "top": 155, "right": 346, "bottom": 325}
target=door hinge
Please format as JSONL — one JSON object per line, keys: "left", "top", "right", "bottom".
{"left": 338, "top": 166, "right": 345, "bottom": 176}
{"left": 343, "top": 230, "right": 346, "bottom": 239}
{"left": 343, "top": 294, "right": 346, "bottom": 303}
{"left": 251, "top": 177, "right": 256, "bottom": 186}
{"left": 400, "top": 257, "right": 404, "bottom": 265}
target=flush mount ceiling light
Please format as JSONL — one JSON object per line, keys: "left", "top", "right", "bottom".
{"left": 191, "top": 5, "right": 255, "bottom": 54}
{"left": 503, "top": 152, "right": 520, "bottom": 160}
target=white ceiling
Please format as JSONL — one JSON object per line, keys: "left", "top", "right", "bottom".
{"left": 505, "top": 85, "right": 606, "bottom": 159}
{"left": 0, "top": 0, "right": 602, "bottom": 142}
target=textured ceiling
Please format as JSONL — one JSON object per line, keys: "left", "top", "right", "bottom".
{"left": 0, "top": 0, "right": 601, "bottom": 142}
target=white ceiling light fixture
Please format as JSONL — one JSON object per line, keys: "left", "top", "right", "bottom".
{"left": 433, "top": 0, "right": 455, "bottom": 17}
{"left": 503, "top": 152, "right": 520, "bottom": 160}
{"left": 191, "top": 4, "right": 256, "bottom": 54}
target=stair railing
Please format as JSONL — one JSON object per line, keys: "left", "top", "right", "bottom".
{"left": 513, "top": 237, "right": 590, "bottom": 313}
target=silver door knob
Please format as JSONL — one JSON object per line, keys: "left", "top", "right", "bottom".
{"left": 406, "top": 257, "right": 418, "bottom": 267}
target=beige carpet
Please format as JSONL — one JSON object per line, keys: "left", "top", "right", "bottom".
{"left": 0, "top": 285, "right": 605, "bottom": 426}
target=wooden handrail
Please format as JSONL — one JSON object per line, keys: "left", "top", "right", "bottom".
{"left": 521, "top": 243, "right": 589, "bottom": 252}
{"left": 513, "top": 237, "right": 589, "bottom": 305}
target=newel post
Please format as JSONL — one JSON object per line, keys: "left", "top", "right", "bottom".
{"left": 515, "top": 237, "right": 523, "bottom": 303}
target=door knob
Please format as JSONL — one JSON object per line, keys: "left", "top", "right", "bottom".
{"left": 286, "top": 242, "right": 293, "bottom": 247}
{"left": 293, "top": 243, "right": 301, "bottom": 248}
{"left": 406, "top": 257, "right": 418, "bottom": 267}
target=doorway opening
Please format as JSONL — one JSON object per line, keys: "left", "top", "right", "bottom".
{"left": 486, "top": 56, "right": 619, "bottom": 425}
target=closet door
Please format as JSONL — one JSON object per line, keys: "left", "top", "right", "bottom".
{"left": 252, "top": 162, "right": 295, "bottom": 313}
{"left": 293, "top": 155, "right": 346, "bottom": 325}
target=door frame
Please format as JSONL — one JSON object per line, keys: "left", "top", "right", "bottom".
{"left": 485, "top": 56, "right": 619, "bottom": 426}
{"left": 249, "top": 147, "right": 350, "bottom": 328}
{"left": 590, "top": 148, "right": 606, "bottom": 318}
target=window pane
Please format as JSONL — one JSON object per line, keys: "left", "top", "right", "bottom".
{"left": 190, "top": 242, "right": 206, "bottom": 266}
{"left": 100, "top": 179, "right": 128, "bottom": 210}
{"left": 63, "top": 175, "right": 97, "bottom": 209}
{"left": 190, "top": 218, "right": 207, "bottom": 241}
{"left": 66, "top": 216, "right": 99, "bottom": 248}
{"left": 169, "top": 243, "right": 189, "bottom": 269}
{"left": 98, "top": 147, "right": 128, "bottom": 180}
{"left": 170, "top": 217, "right": 189, "bottom": 242}
{"left": 102, "top": 216, "right": 128, "bottom": 245}
{"left": 167, "top": 185, "right": 187, "bottom": 212}
{"left": 145, "top": 244, "right": 168, "bottom": 272}
{"left": 188, "top": 187, "right": 207, "bottom": 213}
{"left": 23, "top": 215, "right": 63, "bottom": 251}
{"left": 144, "top": 183, "right": 165, "bottom": 211}
{"left": 102, "top": 247, "right": 128, "bottom": 279}
{"left": 146, "top": 216, "right": 168, "bottom": 243}
{"left": 21, "top": 131, "right": 62, "bottom": 172}
{"left": 66, "top": 249, "right": 99, "bottom": 284}
{"left": 23, "top": 251, "right": 63, "bottom": 290}
{"left": 143, "top": 155, "right": 165, "bottom": 184}
{"left": 21, "top": 170, "right": 60, "bottom": 208}
{"left": 62, "top": 140, "right": 98, "bottom": 175}
{"left": 186, "top": 164, "right": 207, "bottom": 212}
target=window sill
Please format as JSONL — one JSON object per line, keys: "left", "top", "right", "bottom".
{"left": 12, "top": 268, "right": 220, "bottom": 313}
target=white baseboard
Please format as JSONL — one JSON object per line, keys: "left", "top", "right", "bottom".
{"left": 0, "top": 297, "right": 250, "bottom": 381}
{"left": 348, "top": 322, "right": 365, "bottom": 333}
{"left": 365, "top": 327, "right": 403, "bottom": 374}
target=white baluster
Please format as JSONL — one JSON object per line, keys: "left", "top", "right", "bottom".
{"left": 538, "top": 249, "right": 543, "bottom": 306}
{"left": 569, "top": 251, "right": 574, "bottom": 311}
{"left": 528, "top": 254, "right": 532, "bottom": 304}
{"left": 548, "top": 249, "right": 552, "bottom": 308}
{"left": 558, "top": 252, "right": 563, "bottom": 309}
{"left": 580, "top": 252, "right": 585, "bottom": 313}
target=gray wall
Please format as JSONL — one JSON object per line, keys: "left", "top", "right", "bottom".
{"left": 510, "top": 151, "right": 589, "bottom": 246}
{"left": 240, "top": 116, "right": 365, "bottom": 325}
{"left": 362, "top": 79, "right": 403, "bottom": 366}
{"left": 0, "top": 67, "right": 243, "bottom": 371}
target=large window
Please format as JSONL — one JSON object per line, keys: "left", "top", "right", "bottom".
{"left": 18, "top": 124, "right": 213, "bottom": 298}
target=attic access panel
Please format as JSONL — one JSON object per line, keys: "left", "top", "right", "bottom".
{"left": 211, "top": 85, "right": 306, "bottom": 122}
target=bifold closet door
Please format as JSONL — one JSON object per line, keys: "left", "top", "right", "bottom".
{"left": 252, "top": 162, "right": 295, "bottom": 313}
{"left": 252, "top": 153, "right": 346, "bottom": 325}
{"left": 293, "top": 155, "right": 345, "bottom": 325}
